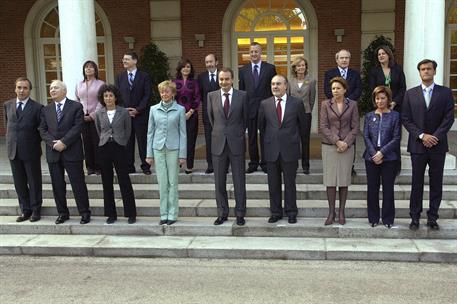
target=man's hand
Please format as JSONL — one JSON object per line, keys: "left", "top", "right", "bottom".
{"left": 127, "top": 107, "right": 139, "bottom": 118}
{"left": 390, "top": 101, "right": 396, "bottom": 110}
{"left": 422, "top": 133, "right": 439, "bottom": 148}
{"left": 52, "top": 140, "right": 66, "bottom": 152}
{"left": 146, "top": 157, "right": 154, "bottom": 166}
{"left": 185, "top": 109, "right": 194, "bottom": 120}
{"left": 179, "top": 158, "right": 186, "bottom": 167}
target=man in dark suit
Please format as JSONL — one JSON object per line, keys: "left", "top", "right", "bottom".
{"left": 208, "top": 67, "right": 248, "bottom": 226}
{"left": 115, "top": 51, "right": 152, "bottom": 175}
{"left": 258, "top": 75, "right": 306, "bottom": 224}
{"left": 239, "top": 42, "right": 276, "bottom": 173}
{"left": 402, "top": 59, "right": 455, "bottom": 231}
{"left": 4, "top": 77, "right": 43, "bottom": 222}
{"left": 198, "top": 53, "right": 220, "bottom": 174}
{"left": 324, "top": 49, "right": 362, "bottom": 176}
{"left": 39, "top": 80, "right": 91, "bottom": 224}
{"left": 324, "top": 49, "right": 362, "bottom": 100}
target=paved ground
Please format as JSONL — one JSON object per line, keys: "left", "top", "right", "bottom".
{"left": 1, "top": 256, "right": 457, "bottom": 304}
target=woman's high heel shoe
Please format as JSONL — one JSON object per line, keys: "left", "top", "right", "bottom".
{"left": 324, "top": 212, "right": 336, "bottom": 225}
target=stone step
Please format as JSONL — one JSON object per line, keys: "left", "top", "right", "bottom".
{"left": 1, "top": 199, "right": 457, "bottom": 219}
{"left": 1, "top": 216, "right": 456, "bottom": 239}
{"left": 1, "top": 183, "right": 456, "bottom": 200}
{"left": 0, "top": 171, "right": 456, "bottom": 185}
{"left": 1, "top": 234, "right": 456, "bottom": 262}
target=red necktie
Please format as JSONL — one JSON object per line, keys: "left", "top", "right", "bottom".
{"left": 276, "top": 98, "right": 282, "bottom": 125}
{"left": 223, "top": 93, "right": 230, "bottom": 118}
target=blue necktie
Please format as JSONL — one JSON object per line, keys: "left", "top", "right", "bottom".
{"left": 128, "top": 72, "right": 134, "bottom": 90}
{"left": 253, "top": 65, "right": 259, "bottom": 87}
{"left": 56, "top": 103, "right": 62, "bottom": 123}
{"left": 341, "top": 69, "right": 347, "bottom": 79}
{"left": 16, "top": 102, "right": 23, "bottom": 118}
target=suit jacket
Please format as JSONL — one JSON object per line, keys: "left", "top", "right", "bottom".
{"left": 115, "top": 70, "right": 152, "bottom": 124}
{"left": 38, "top": 98, "right": 85, "bottom": 163}
{"left": 369, "top": 64, "right": 406, "bottom": 112}
{"left": 4, "top": 98, "right": 43, "bottom": 160}
{"left": 320, "top": 98, "right": 359, "bottom": 146}
{"left": 258, "top": 95, "right": 306, "bottom": 162}
{"left": 363, "top": 111, "right": 401, "bottom": 162}
{"left": 324, "top": 67, "right": 362, "bottom": 101}
{"left": 239, "top": 62, "right": 277, "bottom": 118}
{"left": 198, "top": 70, "right": 220, "bottom": 122}
{"left": 402, "top": 84, "right": 455, "bottom": 154}
{"left": 207, "top": 89, "right": 248, "bottom": 156}
{"left": 288, "top": 75, "right": 316, "bottom": 113}
{"left": 95, "top": 106, "right": 131, "bottom": 146}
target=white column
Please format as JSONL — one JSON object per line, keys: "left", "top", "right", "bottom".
{"left": 58, "top": 0, "right": 97, "bottom": 99}
{"left": 404, "top": 0, "right": 445, "bottom": 88}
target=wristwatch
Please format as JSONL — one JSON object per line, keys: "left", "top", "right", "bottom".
{"left": 419, "top": 133, "right": 424, "bottom": 140}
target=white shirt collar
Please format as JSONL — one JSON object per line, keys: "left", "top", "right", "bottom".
{"left": 16, "top": 97, "right": 29, "bottom": 105}
{"left": 55, "top": 98, "right": 66, "bottom": 107}
{"left": 251, "top": 61, "right": 262, "bottom": 70}
{"left": 127, "top": 68, "right": 137, "bottom": 77}
{"left": 421, "top": 82, "right": 435, "bottom": 91}
{"left": 220, "top": 87, "right": 234, "bottom": 98}
{"left": 275, "top": 93, "right": 287, "bottom": 103}
{"left": 338, "top": 67, "right": 348, "bottom": 74}
{"left": 208, "top": 69, "right": 218, "bottom": 78}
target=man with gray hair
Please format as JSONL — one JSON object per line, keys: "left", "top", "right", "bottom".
{"left": 323, "top": 49, "right": 362, "bottom": 101}
{"left": 39, "top": 80, "right": 91, "bottom": 224}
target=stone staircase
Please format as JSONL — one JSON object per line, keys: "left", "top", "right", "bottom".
{"left": 1, "top": 170, "right": 457, "bottom": 262}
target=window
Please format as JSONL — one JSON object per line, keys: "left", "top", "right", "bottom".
{"left": 447, "top": 5, "right": 457, "bottom": 116}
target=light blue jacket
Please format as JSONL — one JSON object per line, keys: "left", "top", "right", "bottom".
{"left": 146, "top": 100, "right": 187, "bottom": 159}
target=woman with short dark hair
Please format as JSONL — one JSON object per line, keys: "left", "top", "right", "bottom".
{"left": 95, "top": 84, "right": 136, "bottom": 224}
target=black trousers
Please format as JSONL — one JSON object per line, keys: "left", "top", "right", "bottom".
{"left": 247, "top": 114, "right": 265, "bottom": 169}
{"left": 126, "top": 120, "right": 150, "bottom": 172}
{"left": 212, "top": 143, "right": 246, "bottom": 217}
{"left": 186, "top": 113, "right": 198, "bottom": 169}
{"left": 48, "top": 159, "right": 90, "bottom": 217}
{"left": 99, "top": 142, "right": 136, "bottom": 218}
{"left": 365, "top": 160, "right": 396, "bottom": 225}
{"left": 203, "top": 115, "right": 213, "bottom": 170}
{"left": 410, "top": 152, "right": 446, "bottom": 221}
{"left": 82, "top": 120, "right": 100, "bottom": 171}
{"left": 301, "top": 113, "right": 312, "bottom": 170}
{"left": 267, "top": 155, "right": 298, "bottom": 217}
{"left": 10, "top": 157, "right": 42, "bottom": 214}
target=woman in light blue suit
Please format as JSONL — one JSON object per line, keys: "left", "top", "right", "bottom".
{"left": 146, "top": 80, "right": 187, "bottom": 225}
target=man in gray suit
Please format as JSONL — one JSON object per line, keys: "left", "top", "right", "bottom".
{"left": 258, "top": 75, "right": 306, "bottom": 224}
{"left": 207, "top": 67, "right": 248, "bottom": 226}
{"left": 4, "top": 77, "right": 43, "bottom": 222}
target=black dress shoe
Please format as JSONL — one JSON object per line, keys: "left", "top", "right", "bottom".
{"left": 302, "top": 168, "right": 310, "bottom": 175}
{"left": 246, "top": 166, "right": 257, "bottom": 173}
{"left": 55, "top": 215, "right": 70, "bottom": 224}
{"left": 384, "top": 223, "right": 392, "bottom": 229}
{"left": 128, "top": 217, "right": 136, "bottom": 224}
{"left": 351, "top": 168, "right": 357, "bottom": 176}
{"left": 167, "top": 220, "right": 176, "bottom": 225}
{"left": 16, "top": 213, "right": 32, "bottom": 222}
{"left": 426, "top": 219, "right": 440, "bottom": 230}
{"left": 159, "top": 219, "right": 168, "bottom": 225}
{"left": 409, "top": 219, "right": 420, "bottom": 231}
{"left": 261, "top": 167, "right": 268, "bottom": 174}
{"left": 268, "top": 215, "right": 282, "bottom": 223}
{"left": 236, "top": 217, "right": 245, "bottom": 226}
{"left": 80, "top": 214, "right": 91, "bottom": 224}
{"left": 106, "top": 217, "right": 116, "bottom": 224}
{"left": 214, "top": 216, "right": 228, "bottom": 225}
{"left": 143, "top": 169, "right": 152, "bottom": 175}
{"left": 87, "top": 169, "right": 95, "bottom": 176}
{"left": 30, "top": 211, "right": 41, "bottom": 222}
{"left": 288, "top": 216, "right": 297, "bottom": 224}
{"left": 205, "top": 168, "right": 214, "bottom": 174}
{"left": 370, "top": 222, "right": 379, "bottom": 227}
{"left": 185, "top": 169, "right": 193, "bottom": 174}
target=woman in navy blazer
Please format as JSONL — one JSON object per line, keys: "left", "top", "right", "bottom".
{"left": 363, "top": 86, "right": 401, "bottom": 228}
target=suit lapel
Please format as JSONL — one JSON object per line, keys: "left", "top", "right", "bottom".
{"left": 427, "top": 86, "right": 439, "bottom": 111}
{"left": 59, "top": 98, "right": 72, "bottom": 121}
{"left": 228, "top": 90, "right": 237, "bottom": 118}
{"left": 268, "top": 97, "right": 280, "bottom": 128}
{"left": 111, "top": 106, "right": 121, "bottom": 125}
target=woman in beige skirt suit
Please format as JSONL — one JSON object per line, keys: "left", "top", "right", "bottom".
{"left": 320, "top": 77, "right": 359, "bottom": 225}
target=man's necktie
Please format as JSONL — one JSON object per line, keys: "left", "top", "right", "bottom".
{"left": 16, "top": 102, "right": 23, "bottom": 118}
{"left": 223, "top": 93, "right": 230, "bottom": 118}
{"left": 340, "top": 69, "right": 347, "bottom": 79}
{"left": 276, "top": 98, "right": 282, "bottom": 125}
{"left": 253, "top": 64, "right": 259, "bottom": 87}
{"left": 210, "top": 73, "right": 216, "bottom": 86}
{"left": 128, "top": 72, "right": 134, "bottom": 90}
{"left": 424, "top": 88, "right": 432, "bottom": 108}
{"left": 56, "top": 102, "right": 62, "bottom": 123}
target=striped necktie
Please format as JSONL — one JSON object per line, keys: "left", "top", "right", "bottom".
{"left": 128, "top": 72, "right": 134, "bottom": 90}
{"left": 56, "top": 102, "right": 62, "bottom": 123}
